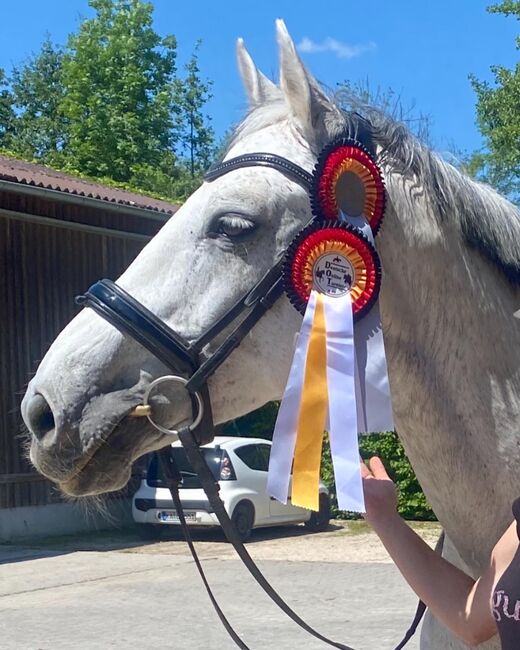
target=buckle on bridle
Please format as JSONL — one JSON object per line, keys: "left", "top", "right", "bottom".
{"left": 142, "top": 375, "right": 204, "bottom": 436}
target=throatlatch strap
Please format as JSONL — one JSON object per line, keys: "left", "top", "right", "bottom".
{"left": 173, "top": 428, "right": 356, "bottom": 650}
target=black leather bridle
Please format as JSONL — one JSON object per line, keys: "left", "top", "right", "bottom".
{"left": 77, "top": 152, "right": 420, "bottom": 650}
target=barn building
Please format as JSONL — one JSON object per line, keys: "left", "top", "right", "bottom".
{"left": 0, "top": 155, "right": 179, "bottom": 540}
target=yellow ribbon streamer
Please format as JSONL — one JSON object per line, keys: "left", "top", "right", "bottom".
{"left": 291, "top": 292, "right": 328, "bottom": 511}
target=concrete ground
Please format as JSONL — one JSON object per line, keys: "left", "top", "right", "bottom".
{"left": 0, "top": 521, "right": 441, "bottom": 650}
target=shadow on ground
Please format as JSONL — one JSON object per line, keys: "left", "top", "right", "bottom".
{"left": 0, "top": 521, "right": 347, "bottom": 565}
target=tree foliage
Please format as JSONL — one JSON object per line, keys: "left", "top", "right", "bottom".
{"left": 10, "top": 38, "right": 66, "bottom": 163}
{"left": 322, "top": 431, "right": 435, "bottom": 521}
{"left": 61, "top": 0, "right": 178, "bottom": 182}
{"left": 173, "top": 41, "right": 215, "bottom": 177}
{"left": 489, "top": 0, "right": 520, "bottom": 17}
{"left": 220, "top": 402, "right": 280, "bottom": 439}
{"left": 0, "top": 69, "right": 15, "bottom": 149}
{"left": 0, "top": 0, "right": 216, "bottom": 201}
{"left": 469, "top": 2, "right": 520, "bottom": 200}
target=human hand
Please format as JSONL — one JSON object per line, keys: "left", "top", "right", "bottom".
{"left": 360, "top": 456, "right": 399, "bottom": 528}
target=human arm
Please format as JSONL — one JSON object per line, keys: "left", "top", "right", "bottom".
{"left": 361, "top": 457, "right": 518, "bottom": 646}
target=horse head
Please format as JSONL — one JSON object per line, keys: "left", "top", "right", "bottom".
{"left": 21, "top": 20, "right": 520, "bottom": 546}
{"left": 21, "top": 22, "right": 362, "bottom": 495}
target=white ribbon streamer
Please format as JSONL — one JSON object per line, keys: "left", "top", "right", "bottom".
{"left": 323, "top": 293, "right": 365, "bottom": 512}
{"left": 354, "top": 303, "right": 394, "bottom": 433}
{"left": 340, "top": 210, "right": 394, "bottom": 434}
{"left": 267, "top": 291, "right": 317, "bottom": 504}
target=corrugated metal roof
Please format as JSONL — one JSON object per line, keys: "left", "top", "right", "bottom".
{"left": 0, "top": 155, "right": 180, "bottom": 215}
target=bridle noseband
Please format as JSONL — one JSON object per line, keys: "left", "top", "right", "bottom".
{"left": 76, "top": 152, "right": 417, "bottom": 650}
{"left": 77, "top": 152, "right": 313, "bottom": 443}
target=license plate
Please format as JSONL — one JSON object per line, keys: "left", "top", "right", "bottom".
{"left": 157, "top": 510, "right": 196, "bottom": 523}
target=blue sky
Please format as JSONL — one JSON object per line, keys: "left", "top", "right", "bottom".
{"left": 0, "top": 1, "right": 517, "bottom": 156}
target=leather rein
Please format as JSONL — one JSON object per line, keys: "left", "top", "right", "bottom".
{"left": 77, "top": 152, "right": 421, "bottom": 650}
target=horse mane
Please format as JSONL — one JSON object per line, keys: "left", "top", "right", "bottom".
{"left": 230, "top": 92, "right": 520, "bottom": 286}
{"left": 338, "top": 99, "right": 520, "bottom": 286}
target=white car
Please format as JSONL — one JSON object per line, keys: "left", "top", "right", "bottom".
{"left": 132, "top": 436, "right": 331, "bottom": 541}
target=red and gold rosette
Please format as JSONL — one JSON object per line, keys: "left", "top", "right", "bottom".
{"left": 310, "top": 138, "right": 385, "bottom": 235}
{"left": 284, "top": 221, "right": 381, "bottom": 321}
{"left": 269, "top": 140, "right": 390, "bottom": 514}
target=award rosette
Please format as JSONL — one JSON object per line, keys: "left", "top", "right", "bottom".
{"left": 284, "top": 221, "right": 381, "bottom": 320}
{"left": 267, "top": 137, "right": 393, "bottom": 514}
{"left": 310, "top": 138, "right": 386, "bottom": 235}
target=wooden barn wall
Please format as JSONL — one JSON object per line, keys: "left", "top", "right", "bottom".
{"left": 0, "top": 189, "right": 167, "bottom": 237}
{"left": 0, "top": 205, "right": 160, "bottom": 509}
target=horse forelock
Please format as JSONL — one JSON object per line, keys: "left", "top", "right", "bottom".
{"left": 228, "top": 90, "right": 520, "bottom": 287}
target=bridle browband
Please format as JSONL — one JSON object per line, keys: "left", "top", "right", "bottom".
{"left": 204, "top": 152, "right": 314, "bottom": 190}
{"left": 77, "top": 152, "right": 419, "bottom": 650}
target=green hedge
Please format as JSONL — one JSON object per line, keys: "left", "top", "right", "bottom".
{"left": 321, "top": 431, "right": 435, "bottom": 521}
{"left": 221, "top": 402, "right": 435, "bottom": 521}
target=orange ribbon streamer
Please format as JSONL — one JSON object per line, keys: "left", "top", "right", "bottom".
{"left": 291, "top": 293, "right": 328, "bottom": 510}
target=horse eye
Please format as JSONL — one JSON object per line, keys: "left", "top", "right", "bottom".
{"left": 216, "top": 215, "right": 257, "bottom": 238}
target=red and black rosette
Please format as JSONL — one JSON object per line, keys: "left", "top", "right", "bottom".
{"left": 310, "top": 138, "right": 386, "bottom": 235}
{"left": 284, "top": 221, "right": 381, "bottom": 321}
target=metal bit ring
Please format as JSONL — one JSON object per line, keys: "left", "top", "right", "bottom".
{"left": 142, "top": 375, "right": 204, "bottom": 436}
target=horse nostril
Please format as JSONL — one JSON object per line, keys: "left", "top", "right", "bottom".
{"left": 26, "top": 394, "right": 56, "bottom": 440}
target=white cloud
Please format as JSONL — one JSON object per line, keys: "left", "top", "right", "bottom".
{"left": 297, "top": 36, "right": 376, "bottom": 59}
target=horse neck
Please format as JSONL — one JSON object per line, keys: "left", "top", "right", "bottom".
{"left": 379, "top": 170, "right": 520, "bottom": 569}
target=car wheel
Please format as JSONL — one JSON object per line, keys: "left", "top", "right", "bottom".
{"left": 304, "top": 493, "right": 331, "bottom": 533}
{"left": 136, "top": 524, "right": 163, "bottom": 541}
{"left": 230, "top": 502, "right": 254, "bottom": 542}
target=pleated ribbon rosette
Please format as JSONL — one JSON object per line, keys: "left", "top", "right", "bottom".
{"left": 267, "top": 138, "right": 394, "bottom": 513}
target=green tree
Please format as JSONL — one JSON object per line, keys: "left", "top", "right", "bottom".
{"left": 469, "top": 2, "right": 520, "bottom": 200}
{"left": 10, "top": 38, "right": 66, "bottom": 162}
{"left": 489, "top": 0, "right": 520, "bottom": 17}
{"left": 0, "top": 0, "right": 218, "bottom": 202}
{"left": 61, "top": 0, "right": 178, "bottom": 183}
{"left": 174, "top": 42, "right": 215, "bottom": 176}
{"left": 0, "top": 69, "right": 15, "bottom": 149}
{"left": 220, "top": 402, "right": 279, "bottom": 439}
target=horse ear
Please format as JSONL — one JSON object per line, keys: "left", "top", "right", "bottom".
{"left": 237, "top": 38, "right": 279, "bottom": 107}
{"left": 276, "top": 19, "right": 329, "bottom": 141}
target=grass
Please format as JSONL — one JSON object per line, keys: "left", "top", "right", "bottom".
{"left": 324, "top": 519, "right": 442, "bottom": 539}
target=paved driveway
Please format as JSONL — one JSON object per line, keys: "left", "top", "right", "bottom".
{"left": 0, "top": 522, "right": 436, "bottom": 649}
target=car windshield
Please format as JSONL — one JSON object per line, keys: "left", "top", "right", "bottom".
{"left": 146, "top": 447, "right": 223, "bottom": 489}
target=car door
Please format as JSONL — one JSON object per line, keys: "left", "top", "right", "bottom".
{"left": 265, "top": 446, "right": 308, "bottom": 520}
{"left": 232, "top": 443, "right": 271, "bottom": 523}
